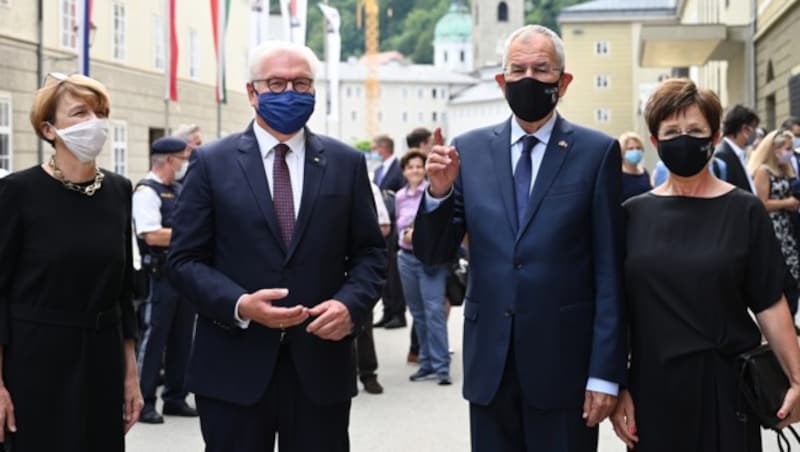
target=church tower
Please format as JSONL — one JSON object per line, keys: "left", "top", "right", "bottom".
{"left": 433, "top": 0, "right": 473, "bottom": 72}
{"left": 471, "top": 0, "right": 524, "bottom": 68}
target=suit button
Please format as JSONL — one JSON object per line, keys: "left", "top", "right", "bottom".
{"left": 504, "top": 309, "right": 514, "bottom": 317}
{"left": 514, "top": 263, "right": 523, "bottom": 270}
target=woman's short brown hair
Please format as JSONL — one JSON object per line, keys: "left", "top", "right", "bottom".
{"left": 400, "top": 148, "right": 427, "bottom": 169}
{"left": 644, "top": 78, "right": 721, "bottom": 138}
{"left": 30, "top": 73, "right": 111, "bottom": 145}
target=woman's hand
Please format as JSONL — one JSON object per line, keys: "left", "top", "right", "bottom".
{"left": 610, "top": 389, "right": 639, "bottom": 449}
{"left": 777, "top": 384, "right": 800, "bottom": 428}
{"left": 0, "top": 384, "right": 15, "bottom": 443}
{"left": 123, "top": 371, "right": 144, "bottom": 433}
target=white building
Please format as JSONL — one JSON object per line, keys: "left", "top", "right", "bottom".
{"left": 447, "top": 67, "right": 510, "bottom": 139}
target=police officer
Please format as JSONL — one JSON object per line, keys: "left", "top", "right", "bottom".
{"left": 133, "top": 137, "right": 197, "bottom": 423}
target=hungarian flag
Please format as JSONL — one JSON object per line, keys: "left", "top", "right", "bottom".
{"left": 165, "top": 0, "right": 179, "bottom": 101}
{"left": 211, "top": 0, "right": 231, "bottom": 103}
{"left": 76, "top": 0, "right": 93, "bottom": 75}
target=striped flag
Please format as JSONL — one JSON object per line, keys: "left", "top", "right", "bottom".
{"left": 210, "top": 0, "right": 231, "bottom": 103}
{"left": 165, "top": 0, "right": 179, "bottom": 101}
{"left": 76, "top": 0, "right": 93, "bottom": 75}
{"left": 318, "top": 4, "right": 340, "bottom": 126}
{"left": 282, "top": 0, "right": 307, "bottom": 45}
{"left": 249, "top": 0, "right": 270, "bottom": 54}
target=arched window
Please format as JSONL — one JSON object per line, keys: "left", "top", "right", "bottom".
{"left": 497, "top": 2, "right": 508, "bottom": 22}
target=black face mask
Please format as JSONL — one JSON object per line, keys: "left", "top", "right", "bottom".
{"left": 503, "top": 77, "right": 560, "bottom": 122}
{"left": 657, "top": 135, "right": 714, "bottom": 177}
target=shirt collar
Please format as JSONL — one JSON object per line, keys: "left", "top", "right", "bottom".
{"left": 253, "top": 122, "right": 306, "bottom": 159}
{"left": 724, "top": 137, "right": 747, "bottom": 160}
{"left": 403, "top": 181, "right": 427, "bottom": 197}
{"left": 382, "top": 155, "right": 397, "bottom": 170}
{"left": 146, "top": 171, "right": 165, "bottom": 185}
{"left": 510, "top": 112, "right": 558, "bottom": 148}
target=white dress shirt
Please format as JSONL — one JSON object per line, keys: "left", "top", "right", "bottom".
{"left": 132, "top": 172, "right": 167, "bottom": 237}
{"left": 370, "top": 182, "right": 391, "bottom": 226}
{"left": 424, "top": 114, "right": 619, "bottom": 397}
{"left": 723, "top": 137, "right": 757, "bottom": 193}
{"left": 235, "top": 125, "right": 307, "bottom": 328}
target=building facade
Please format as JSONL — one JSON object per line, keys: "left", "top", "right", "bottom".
{"left": 472, "top": 0, "right": 523, "bottom": 68}
{"left": 755, "top": 0, "right": 800, "bottom": 129}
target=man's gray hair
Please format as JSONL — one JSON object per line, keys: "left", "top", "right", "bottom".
{"left": 249, "top": 41, "right": 322, "bottom": 81}
{"left": 173, "top": 124, "right": 200, "bottom": 141}
{"left": 501, "top": 25, "right": 566, "bottom": 72}
{"left": 151, "top": 154, "right": 169, "bottom": 168}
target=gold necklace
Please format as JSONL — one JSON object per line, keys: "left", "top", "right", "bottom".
{"left": 48, "top": 155, "right": 104, "bottom": 196}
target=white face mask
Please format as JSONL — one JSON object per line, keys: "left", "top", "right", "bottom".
{"left": 175, "top": 160, "right": 189, "bottom": 180}
{"left": 49, "top": 118, "right": 109, "bottom": 162}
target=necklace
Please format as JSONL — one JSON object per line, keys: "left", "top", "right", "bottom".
{"left": 47, "top": 155, "right": 104, "bottom": 196}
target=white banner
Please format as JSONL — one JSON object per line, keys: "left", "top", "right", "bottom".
{"left": 318, "top": 3, "right": 341, "bottom": 128}
{"left": 249, "top": 0, "right": 270, "bottom": 52}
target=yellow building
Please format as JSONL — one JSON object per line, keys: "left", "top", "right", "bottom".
{"left": 755, "top": 0, "right": 800, "bottom": 129}
{"left": 558, "top": 1, "right": 673, "bottom": 152}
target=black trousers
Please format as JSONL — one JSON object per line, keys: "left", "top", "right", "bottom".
{"left": 469, "top": 342, "right": 598, "bottom": 452}
{"left": 381, "top": 234, "right": 406, "bottom": 320}
{"left": 197, "top": 345, "right": 351, "bottom": 452}
{"left": 355, "top": 320, "right": 378, "bottom": 381}
{"left": 137, "top": 277, "right": 195, "bottom": 408}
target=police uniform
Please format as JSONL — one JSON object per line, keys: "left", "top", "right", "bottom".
{"left": 132, "top": 137, "right": 196, "bottom": 422}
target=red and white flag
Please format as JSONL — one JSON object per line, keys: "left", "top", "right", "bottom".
{"left": 211, "top": 0, "right": 230, "bottom": 103}
{"left": 165, "top": 0, "right": 179, "bottom": 101}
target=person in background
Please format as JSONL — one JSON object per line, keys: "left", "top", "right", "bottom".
{"left": 133, "top": 137, "right": 198, "bottom": 424}
{"left": 373, "top": 134, "right": 408, "bottom": 330}
{"left": 715, "top": 104, "right": 760, "bottom": 193}
{"left": 406, "top": 127, "right": 434, "bottom": 155}
{"left": 395, "top": 149, "right": 452, "bottom": 386}
{"left": 749, "top": 130, "right": 800, "bottom": 317}
{"left": 612, "top": 78, "right": 800, "bottom": 452}
{"left": 0, "top": 72, "right": 142, "bottom": 450}
{"left": 618, "top": 131, "right": 652, "bottom": 201}
{"left": 173, "top": 123, "right": 203, "bottom": 151}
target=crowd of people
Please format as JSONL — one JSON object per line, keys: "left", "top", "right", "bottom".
{"left": 4, "top": 22, "right": 800, "bottom": 452}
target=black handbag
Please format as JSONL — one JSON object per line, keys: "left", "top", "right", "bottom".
{"left": 738, "top": 344, "right": 800, "bottom": 451}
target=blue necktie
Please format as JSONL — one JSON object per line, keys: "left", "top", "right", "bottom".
{"left": 374, "top": 165, "right": 385, "bottom": 186}
{"left": 514, "top": 135, "right": 538, "bottom": 227}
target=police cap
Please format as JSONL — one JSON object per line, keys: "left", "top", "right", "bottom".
{"left": 151, "top": 136, "right": 187, "bottom": 155}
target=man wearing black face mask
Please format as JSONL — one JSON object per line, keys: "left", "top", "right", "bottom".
{"left": 413, "top": 25, "right": 626, "bottom": 452}
{"left": 166, "top": 41, "right": 386, "bottom": 452}
{"left": 715, "top": 104, "right": 760, "bottom": 193}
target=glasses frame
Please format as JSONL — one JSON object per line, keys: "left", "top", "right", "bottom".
{"left": 251, "top": 77, "right": 314, "bottom": 94}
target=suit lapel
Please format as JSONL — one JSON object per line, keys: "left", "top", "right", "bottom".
{"left": 490, "top": 120, "right": 518, "bottom": 236}
{"left": 236, "top": 122, "right": 285, "bottom": 250}
{"left": 517, "top": 115, "right": 574, "bottom": 241}
{"left": 285, "top": 129, "right": 326, "bottom": 262}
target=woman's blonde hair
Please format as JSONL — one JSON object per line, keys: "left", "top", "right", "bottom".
{"left": 29, "top": 73, "right": 110, "bottom": 145}
{"left": 747, "top": 130, "right": 796, "bottom": 178}
{"left": 618, "top": 131, "right": 644, "bottom": 150}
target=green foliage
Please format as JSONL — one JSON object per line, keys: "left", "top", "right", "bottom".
{"left": 352, "top": 139, "right": 372, "bottom": 151}
{"left": 304, "top": 0, "right": 591, "bottom": 63}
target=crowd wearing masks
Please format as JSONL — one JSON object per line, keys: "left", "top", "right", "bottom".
{"left": 3, "top": 24, "right": 800, "bottom": 452}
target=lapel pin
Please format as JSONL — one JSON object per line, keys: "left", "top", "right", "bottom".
{"left": 313, "top": 156, "right": 321, "bottom": 163}
{"left": 558, "top": 140, "right": 568, "bottom": 149}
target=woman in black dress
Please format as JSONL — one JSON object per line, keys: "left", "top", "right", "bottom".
{"left": 611, "top": 78, "right": 800, "bottom": 452}
{"left": 0, "top": 73, "right": 143, "bottom": 451}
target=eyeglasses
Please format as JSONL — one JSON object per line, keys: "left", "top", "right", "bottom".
{"left": 252, "top": 77, "right": 314, "bottom": 94}
{"left": 658, "top": 127, "right": 711, "bottom": 141}
{"left": 504, "top": 64, "right": 563, "bottom": 82}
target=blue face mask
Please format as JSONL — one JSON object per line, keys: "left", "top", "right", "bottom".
{"left": 624, "top": 149, "right": 644, "bottom": 165}
{"left": 255, "top": 90, "right": 315, "bottom": 135}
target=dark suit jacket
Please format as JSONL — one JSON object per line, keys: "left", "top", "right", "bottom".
{"left": 715, "top": 140, "right": 753, "bottom": 193}
{"left": 413, "top": 115, "right": 626, "bottom": 409}
{"left": 167, "top": 123, "right": 386, "bottom": 406}
{"left": 374, "top": 158, "right": 406, "bottom": 192}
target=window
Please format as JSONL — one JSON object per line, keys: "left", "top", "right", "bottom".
{"left": 418, "top": 112, "right": 423, "bottom": 122}
{"left": 346, "top": 86, "right": 352, "bottom": 98}
{"left": 355, "top": 87, "right": 362, "bottom": 97}
{"left": 378, "top": 111, "right": 383, "bottom": 122}
{"left": 402, "top": 112, "right": 408, "bottom": 122}
{"left": 153, "top": 13, "right": 165, "bottom": 70}
{"left": 432, "top": 112, "right": 438, "bottom": 122}
{"left": 432, "top": 88, "right": 437, "bottom": 99}
{"left": 497, "top": 2, "right": 508, "bottom": 22}
{"left": 0, "top": 0, "right": 10, "bottom": 6}
{"left": 444, "top": 51, "right": 448, "bottom": 63}
{"left": 460, "top": 50, "right": 465, "bottom": 62}
{"left": 595, "top": 108, "right": 611, "bottom": 123}
{"left": 112, "top": 1, "right": 126, "bottom": 61}
{"left": 443, "top": 88, "right": 448, "bottom": 98}
{"left": 61, "top": 0, "right": 78, "bottom": 49}
{"left": 351, "top": 111, "right": 357, "bottom": 121}
{"left": 0, "top": 95, "right": 11, "bottom": 171}
{"left": 111, "top": 121, "right": 127, "bottom": 176}
{"left": 595, "top": 75, "right": 610, "bottom": 89}
{"left": 594, "top": 41, "right": 609, "bottom": 56}
{"left": 189, "top": 28, "right": 199, "bottom": 79}
{"left": 418, "top": 88, "right": 423, "bottom": 99}
{"left": 402, "top": 88, "right": 407, "bottom": 98}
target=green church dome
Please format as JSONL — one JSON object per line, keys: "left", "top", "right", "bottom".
{"left": 434, "top": 1, "right": 472, "bottom": 42}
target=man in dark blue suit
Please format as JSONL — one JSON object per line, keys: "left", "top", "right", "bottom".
{"left": 372, "top": 134, "right": 406, "bottom": 192}
{"left": 167, "top": 41, "right": 386, "bottom": 452}
{"left": 414, "top": 25, "right": 626, "bottom": 452}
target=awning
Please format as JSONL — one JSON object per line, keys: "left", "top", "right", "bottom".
{"left": 639, "top": 23, "right": 749, "bottom": 68}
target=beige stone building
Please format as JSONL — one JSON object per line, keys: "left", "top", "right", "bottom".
{"left": 755, "top": 0, "right": 800, "bottom": 129}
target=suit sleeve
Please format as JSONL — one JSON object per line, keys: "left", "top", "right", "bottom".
{"left": 412, "top": 139, "right": 466, "bottom": 266}
{"left": 167, "top": 149, "right": 248, "bottom": 328}
{"left": 332, "top": 153, "right": 387, "bottom": 334}
{"left": 588, "top": 139, "right": 628, "bottom": 386}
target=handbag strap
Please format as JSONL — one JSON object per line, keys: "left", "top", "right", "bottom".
{"left": 774, "top": 425, "right": 800, "bottom": 452}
